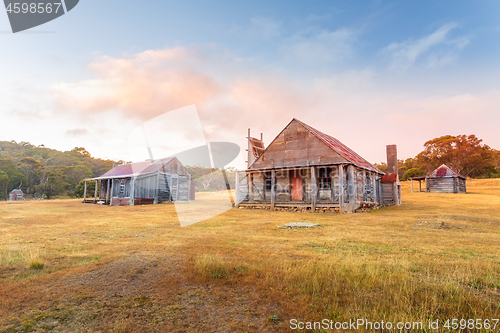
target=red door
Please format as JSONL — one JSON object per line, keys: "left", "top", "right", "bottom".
{"left": 290, "top": 172, "right": 303, "bottom": 201}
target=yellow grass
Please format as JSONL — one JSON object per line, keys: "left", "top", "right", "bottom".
{"left": 0, "top": 179, "right": 499, "bottom": 331}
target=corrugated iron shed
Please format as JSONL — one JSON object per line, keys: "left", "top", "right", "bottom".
{"left": 427, "top": 164, "right": 465, "bottom": 179}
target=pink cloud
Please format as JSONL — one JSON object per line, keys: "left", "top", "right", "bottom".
{"left": 53, "top": 46, "right": 500, "bottom": 163}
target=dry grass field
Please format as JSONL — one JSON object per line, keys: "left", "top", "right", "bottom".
{"left": 1, "top": 179, "right": 500, "bottom": 332}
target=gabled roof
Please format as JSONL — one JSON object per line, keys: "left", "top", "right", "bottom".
{"left": 90, "top": 157, "right": 177, "bottom": 180}
{"left": 426, "top": 164, "right": 465, "bottom": 179}
{"left": 295, "top": 119, "right": 383, "bottom": 174}
{"left": 249, "top": 118, "right": 383, "bottom": 174}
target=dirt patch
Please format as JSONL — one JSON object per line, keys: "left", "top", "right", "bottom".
{"left": 0, "top": 252, "right": 289, "bottom": 332}
{"left": 416, "top": 221, "right": 464, "bottom": 230}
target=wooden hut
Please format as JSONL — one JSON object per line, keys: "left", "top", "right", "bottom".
{"left": 235, "top": 118, "right": 390, "bottom": 213}
{"left": 425, "top": 164, "right": 466, "bottom": 193}
{"left": 9, "top": 189, "right": 24, "bottom": 201}
{"left": 83, "top": 157, "right": 193, "bottom": 206}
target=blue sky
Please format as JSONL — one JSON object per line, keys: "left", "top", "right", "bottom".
{"left": 1, "top": 0, "right": 499, "bottom": 165}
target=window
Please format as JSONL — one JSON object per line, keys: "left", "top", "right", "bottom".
{"left": 318, "top": 168, "right": 332, "bottom": 189}
{"left": 264, "top": 171, "right": 272, "bottom": 191}
{"left": 119, "top": 179, "right": 126, "bottom": 196}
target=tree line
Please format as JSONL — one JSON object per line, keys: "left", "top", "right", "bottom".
{"left": 374, "top": 134, "right": 500, "bottom": 180}
{"left": 1, "top": 134, "right": 499, "bottom": 200}
{"left": 0, "top": 141, "right": 238, "bottom": 200}
{"left": 0, "top": 141, "right": 122, "bottom": 200}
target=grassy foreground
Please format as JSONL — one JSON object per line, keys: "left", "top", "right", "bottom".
{"left": 0, "top": 179, "right": 499, "bottom": 332}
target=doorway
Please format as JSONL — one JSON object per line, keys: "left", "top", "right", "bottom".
{"left": 290, "top": 171, "right": 303, "bottom": 201}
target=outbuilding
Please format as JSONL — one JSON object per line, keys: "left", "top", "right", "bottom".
{"left": 9, "top": 189, "right": 24, "bottom": 201}
{"left": 83, "top": 157, "right": 194, "bottom": 206}
{"left": 425, "top": 164, "right": 466, "bottom": 193}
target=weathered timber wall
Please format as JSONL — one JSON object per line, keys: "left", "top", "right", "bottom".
{"left": 426, "top": 177, "right": 466, "bottom": 193}
{"left": 381, "top": 183, "right": 395, "bottom": 205}
{"left": 177, "top": 175, "right": 190, "bottom": 201}
{"left": 111, "top": 179, "right": 131, "bottom": 198}
{"left": 250, "top": 121, "right": 348, "bottom": 170}
{"left": 237, "top": 175, "right": 249, "bottom": 204}
{"left": 276, "top": 170, "right": 290, "bottom": 201}
{"left": 134, "top": 175, "right": 157, "bottom": 199}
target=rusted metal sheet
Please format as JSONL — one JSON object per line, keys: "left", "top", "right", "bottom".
{"left": 92, "top": 158, "right": 176, "bottom": 180}
{"left": 427, "top": 164, "right": 465, "bottom": 179}
{"left": 381, "top": 173, "right": 398, "bottom": 183}
{"left": 296, "top": 119, "right": 384, "bottom": 174}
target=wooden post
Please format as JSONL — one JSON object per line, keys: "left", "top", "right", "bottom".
{"left": 248, "top": 172, "right": 254, "bottom": 203}
{"left": 235, "top": 171, "right": 239, "bottom": 205}
{"left": 411, "top": 179, "right": 414, "bottom": 193}
{"left": 94, "top": 180, "right": 98, "bottom": 203}
{"left": 109, "top": 179, "right": 114, "bottom": 206}
{"left": 419, "top": 180, "right": 422, "bottom": 192}
{"left": 271, "top": 170, "right": 276, "bottom": 210}
{"left": 311, "top": 166, "right": 317, "bottom": 212}
{"left": 169, "top": 174, "right": 173, "bottom": 201}
{"left": 83, "top": 180, "right": 87, "bottom": 202}
{"left": 154, "top": 172, "right": 160, "bottom": 204}
{"left": 105, "top": 179, "right": 111, "bottom": 203}
{"left": 347, "top": 165, "right": 355, "bottom": 212}
{"left": 371, "top": 172, "right": 377, "bottom": 204}
{"left": 392, "top": 182, "right": 398, "bottom": 205}
{"left": 129, "top": 178, "right": 135, "bottom": 206}
{"left": 362, "top": 170, "right": 367, "bottom": 202}
{"left": 338, "top": 165, "right": 344, "bottom": 213}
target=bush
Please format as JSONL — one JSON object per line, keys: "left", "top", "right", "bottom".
{"left": 29, "top": 259, "right": 45, "bottom": 270}
{"left": 402, "top": 168, "right": 425, "bottom": 181}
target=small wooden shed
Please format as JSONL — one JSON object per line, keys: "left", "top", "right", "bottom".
{"left": 83, "top": 157, "right": 193, "bottom": 206}
{"left": 426, "top": 164, "right": 466, "bottom": 193}
{"left": 9, "top": 189, "right": 24, "bottom": 201}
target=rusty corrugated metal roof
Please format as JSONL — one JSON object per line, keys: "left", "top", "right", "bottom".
{"left": 91, "top": 157, "right": 176, "bottom": 180}
{"left": 295, "top": 119, "right": 384, "bottom": 174}
{"left": 427, "top": 164, "right": 465, "bottom": 179}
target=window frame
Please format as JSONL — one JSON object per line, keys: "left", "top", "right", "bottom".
{"left": 318, "top": 167, "right": 332, "bottom": 190}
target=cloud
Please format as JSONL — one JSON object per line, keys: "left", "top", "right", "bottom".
{"left": 65, "top": 128, "right": 90, "bottom": 137}
{"left": 53, "top": 47, "right": 224, "bottom": 121}
{"left": 383, "top": 23, "right": 470, "bottom": 71}
{"left": 283, "top": 27, "right": 357, "bottom": 65}
{"left": 52, "top": 46, "right": 500, "bottom": 163}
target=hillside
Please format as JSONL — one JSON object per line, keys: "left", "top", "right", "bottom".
{"left": 0, "top": 141, "right": 123, "bottom": 199}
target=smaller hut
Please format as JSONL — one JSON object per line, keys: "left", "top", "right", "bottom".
{"left": 426, "top": 164, "right": 466, "bottom": 193}
{"left": 83, "top": 157, "right": 193, "bottom": 206}
{"left": 9, "top": 189, "right": 24, "bottom": 201}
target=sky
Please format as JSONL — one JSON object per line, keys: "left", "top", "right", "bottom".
{"left": 1, "top": 0, "right": 499, "bottom": 169}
